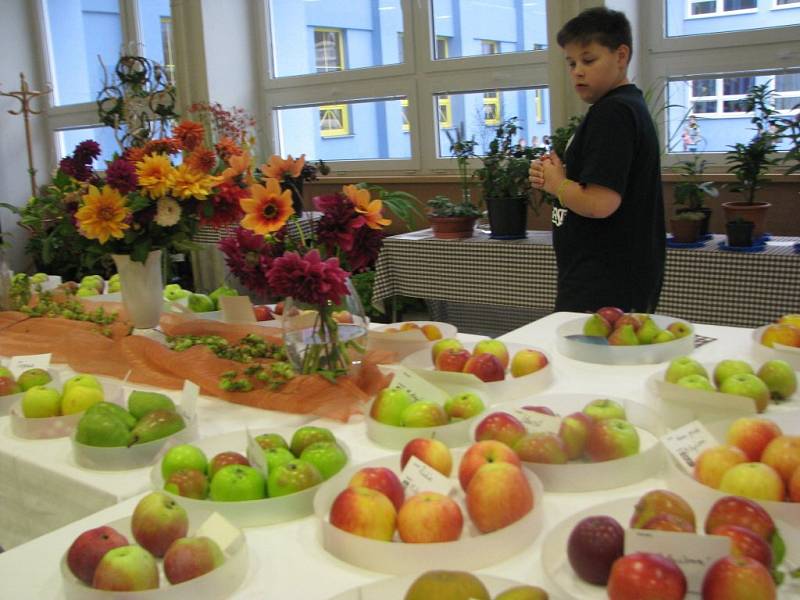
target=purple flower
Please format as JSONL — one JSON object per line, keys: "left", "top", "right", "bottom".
{"left": 219, "top": 226, "right": 286, "bottom": 297}
{"left": 267, "top": 249, "right": 349, "bottom": 306}
{"left": 346, "top": 225, "right": 384, "bottom": 273}
{"left": 313, "top": 193, "right": 364, "bottom": 254}
{"left": 73, "top": 140, "right": 101, "bottom": 163}
{"left": 105, "top": 158, "right": 138, "bottom": 194}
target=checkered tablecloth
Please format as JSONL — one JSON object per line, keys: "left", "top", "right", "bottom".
{"left": 372, "top": 229, "right": 800, "bottom": 332}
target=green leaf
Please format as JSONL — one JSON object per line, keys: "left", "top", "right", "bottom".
{"left": 130, "top": 239, "right": 152, "bottom": 264}
{"left": 771, "top": 530, "right": 786, "bottom": 567}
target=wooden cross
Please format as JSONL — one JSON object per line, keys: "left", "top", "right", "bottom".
{"left": 0, "top": 73, "right": 52, "bottom": 197}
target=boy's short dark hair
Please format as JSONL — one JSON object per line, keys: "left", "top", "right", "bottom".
{"left": 556, "top": 7, "right": 633, "bottom": 61}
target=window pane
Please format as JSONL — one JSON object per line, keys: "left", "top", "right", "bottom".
{"left": 275, "top": 98, "right": 411, "bottom": 160}
{"left": 46, "top": 0, "right": 123, "bottom": 105}
{"left": 435, "top": 87, "right": 550, "bottom": 157}
{"left": 268, "top": 0, "right": 403, "bottom": 78}
{"left": 723, "top": 76, "right": 754, "bottom": 95}
{"left": 139, "top": 0, "right": 175, "bottom": 83}
{"left": 57, "top": 127, "right": 120, "bottom": 169}
{"left": 667, "top": 0, "right": 799, "bottom": 37}
{"left": 692, "top": 79, "right": 715, "bottom": 97}
{"left": 431, "top": 0, "right": 548, "bottom": 59}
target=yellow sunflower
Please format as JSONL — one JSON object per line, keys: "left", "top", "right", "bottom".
{"left": 240, "top": 178, "right": 294, "bottom": 234}
{"left": 75, "top": 185, "right": 131, "bottom": 244}
{"left": 171, "top": 163, "right": 220, "bottom": 200}
{"left": 343, "top": 184, "right": 391, "bottom": 230}
{"left": 135, "top": 153, "right": 176, "bottom": 199}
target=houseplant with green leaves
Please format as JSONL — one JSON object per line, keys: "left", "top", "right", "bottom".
{"left": 671, "top": 155, "right": 718, "bottom": 237}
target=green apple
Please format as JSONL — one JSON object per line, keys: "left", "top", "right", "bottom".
{"left": 267, "top": 458, "right": 322, "bottom": 497}
{"left": 76, "top": 287, "right": 98, "bottom": 297}
{"left": 161, "top": 444, "right": 208, "bottom": 480}
{"left": 254, "top": 432, "right": 289, "bottom": 451}
{"left": 16, "top": 368, "right": 52, "bottom": 391}
{"left": 369, "top": 387, "right": 414, "bottom": 426}
{"left": 30, "top": 272, "right": 48, "bottom": 284}
{"left": 92, "top": 545, "right": 159, "bottom": 591}
{"left": 582, "top": 398, "right": 626, "bottom": 422}
{"left": 0, "top": 366, "right": 14, "bottom": 379}
{"left": 289, "top": 426, "right": 336, "bottom": 457}
{"left": 676, "top": 374, "right": 716, "bottom": 392}
{"left": 719, "top": 373, "right": 771, "bottom": 413}
{"left": 667, "top": 321, "right": 692, "bottom": 339}
{"left": 61, "top": 384, "right": 104, "bottom": 415}
{"left": 187, "top": 293, "right": 215, "bottom": 313}
{"left": 583, "top": 314, "right": 612, "bottom": 337}
{"left": 713, "top": 359, "right": 754, "bottom": 387}
{"left": 444, "top": 392, "right": 485, "bottom": 420}
{"left": 756, "top": 360, "right": 797, "bottom": 400}
{"left": 430, "top": 338, "right": 464, "bottom": 364}
{"left": 163, "top": 283, "right": 190, "bottom": 302}
{"left": 636, "top": 317, "right": 662, "bottom": 345}
{"left": 400, "top": 400, "right": 449, "bottom": 427}
{"left": 63, "top": 373, "right": 102, "bottom": 393}
{"left": 208, "top": 284, "right": 238, "bottom": 309}
{"left": 107, "top": 279, "right": 121, "bottom": 293}
{"left": 473, "top": 339, "right": 510, "bottom": 369}
{"left": 21, "top": 385, "right": 61, "bottom": 418}
{"left": 653, "top": 330, "right": 676, "bottom": 344}
{"left": 300, "top": 441, "right": 347, "bottom": 480}
{"left": 263, "top": 447, "right": 295, "bottom": 473}
{"left": 665, "top": 356, "right": 708, "bottom": 384}
{"left": 209, "top": 465, "right": 266, "bottom": 501}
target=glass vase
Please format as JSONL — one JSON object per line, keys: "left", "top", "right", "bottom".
{"left": 281, "top": 278, "right": 368, "bottom": 376}
{"left": 111, "top": 249, "right": 163, "bottom": 329}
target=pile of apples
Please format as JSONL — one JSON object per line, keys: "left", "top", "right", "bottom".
{"left": 382, "top": 321, "right": 443, "bottom": 341}
{"left": 475, "top": 398, "right": 640, "bottom": 465}
{"left": 65, "top": 492, "right": 226, "bottom": 591}
{"left": 71, "top": 274, "right": 119, "bottom": 297}
{"left": 370, "top": 387, "right": 486, "bottom": 428}
{"left": 431, "top": 338, "right": 548, "bottom": 382}
{"left": 15, "top": 370, "right": 106, "bottom": 418}
{"left": 328, "top": 437, "right": 534, "bottom": 542}
{"left": 665, "top": 355, "right": 797, "bottom": 412}
{"left": 0, "top": 366, "right": 44, "bottom": 398}
{"left": 567, "top": 491, "right": 782, "bottom": 599}
{"left": 160, "top": 426, "right": 346, "bottom": 501}
{"left": 760, "top": 314, "right": 800, "bottom": 348}
{"left": 75, "top": 389, "right": 186, "bottom": 448}
{"left": 403, "top": 570, "right": 548, "bottom": 599}
{"left": 583, "top": 306, "right": 691, "bottom": 345}
{"left": 693, "top": 416, "right": 799, "bottom": 503}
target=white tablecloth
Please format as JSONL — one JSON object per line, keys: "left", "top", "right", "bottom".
{"left": 0, "top": 313, "right": 782, "bottom": 599}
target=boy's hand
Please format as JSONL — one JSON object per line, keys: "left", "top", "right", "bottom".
{"left": 529, "top": 152, "right": 566, "bottom": 195}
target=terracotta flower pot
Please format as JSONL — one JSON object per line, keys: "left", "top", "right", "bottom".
{"left": 429, "top": 215, "right": 477, "bottom": 239}
{"left": 669, "top": 217, "right": 702, "bottom": 243}
{"left": 721, "top": 201, "right": 770, "bottom": 240}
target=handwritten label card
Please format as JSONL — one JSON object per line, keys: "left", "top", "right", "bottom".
{"left": 220, "top": 295, "right": 256, "bottom": 323}
{"left": 195, "top": 512, "right": 244, "bottom": 553}
{"left": 9, "top": 353, "right": 51, "bottom": 379}
{"left": 180, "top": 380, "right": 199, "bottom": 419}
{"left": 400, "top": 455, "right": 454, "bottom": 497}
{"left": 661, "top": 420, "right": 718, "bottom": 473}
{"left": 625, "top": 529, "right": 730, "bottom": 593}
{"left": 245, "top": 428, "right": 269, "bottom": 477}
{"left": 382, "top": 365, "right": 450, "bottom": 405}
{"left": 513, "top": 408, "right": 562, "bottom": 434}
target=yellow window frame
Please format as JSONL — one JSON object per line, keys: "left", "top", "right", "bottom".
{"left": 483, "top": 91, "right": 501, "bottom": 125}
{"left": 400, "top": 99, "right": 410, "bottom": 131}
{"left": 314, "top": 27, "right": 345, "bottom": 73}
{"left": 438, "top": 95, "right": 452, "bottom": 128}
{"left": 320, "top": 104, "right": 350, "bottom": 137}
{"left": 480, "top": 39, "right": 499, "bottom": 55}
{"left": 435, "top": 35, "right": 450, "bottom": 60}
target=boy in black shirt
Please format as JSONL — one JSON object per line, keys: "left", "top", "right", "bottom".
{"left": 529, "top": 7, "right": 665, "bottom": 313}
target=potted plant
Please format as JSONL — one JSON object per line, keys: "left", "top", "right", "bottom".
{"left": 672, "top": 155, "right": 718, "bottom": 237}
{"left": 722, "top": 82, "right": 781, "bottom": 240}
{"left": 473, "top": 117, "right": 545, "bottom": 240}
{"left": 726, "top": 217, "right": 755, "bottom": 248}
{"left": 669, "top": 210, "right": 705, "bottom": 244}
{"left": 427, "top": 195, "right": 482, "bottom": 239}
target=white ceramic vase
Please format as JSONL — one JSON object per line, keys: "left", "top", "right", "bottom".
{"left": 111, "top": 249, "right": 163, "bottom": 329}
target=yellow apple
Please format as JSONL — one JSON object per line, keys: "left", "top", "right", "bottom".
{"left": 61, "top": 385, "right": 105, "bottom": 415}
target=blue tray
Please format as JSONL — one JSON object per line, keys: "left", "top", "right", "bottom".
{"left": 794, "top": 242, "right": 800, "bottom": 254}
{"left": 719, "top": 241, "right": 766, "bottom": 253}
{"left": 667, "top": 238, "right": 706, "bottom": 249}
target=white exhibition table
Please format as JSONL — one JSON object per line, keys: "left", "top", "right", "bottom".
{"left": 0, "top": 312, "right": 782, "bottom": 598}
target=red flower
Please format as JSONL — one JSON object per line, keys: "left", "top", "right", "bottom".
{"left": 105, "top": 158, "right": 138, "bottom": 194}
{"left": 314, "top": 193, "right": 365, "bottom": 254}
{"left": 346, "top": 225, "right": 384, "bottom": 273}
{"left": 218, "top": 226, "right": 286, "bottom": 297}
{"left": 173, "top": 120, "right": 205, "bottom": 151}
{"left": 201, "top": 181, "right": 246, "bottom": 227}
{"left": 267, "top": 249, "right": 349, "bottom": 306}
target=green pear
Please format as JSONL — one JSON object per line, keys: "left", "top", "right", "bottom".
{"left": 128, "top": 390, "right": 176, "bottom": 420}
{"left": 208, "top": 284, "right": 238, "bottom": 309}
{"left": 582, "top": 314, "right": 611, "bottom": 337}
{"left": 653, "top": 329, "right": 676, "bottom": 344}
{"left": 187, "top": 293, "right": 215, "bottom": 313}
{"left": 636, "top": 317, "right": 662, "bottom": 345}
{"left": 75, "top": 412, "right": 133, "bottom": 447}
{"left": 163, "top": 283, "right": 189, "bottom": 302}
{"left": 30, "top": 273, "right": 48, "bottom": 284}
{"left": 86, "top": 401, "right": 137, "bottom": 429}
{"left": 130, "top": 410, "right": 186, "bottom": 445}
{"left": 608, "top": 324, "right": 639, "bottom": 346}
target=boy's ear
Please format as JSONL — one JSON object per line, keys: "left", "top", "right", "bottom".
{"left": 616, "top": 44, "right": 631, "bottom": 66}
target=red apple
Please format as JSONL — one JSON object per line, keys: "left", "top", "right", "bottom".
{"left": 710, "top": 524, "right": 772, "bottom": 568}
{"left": 509, "top": 349, "right": 548, "bottom": 378}
{"left": 726, "top": 417, "right": 782, "bottom": 461}
{"left": 585, "top": 418, "right": 640, "bottom": 462}
{"left": 400, "top": 438, "right": 453, "bottom": 477}
{"left": 208, "top": 451, "right": 250, "bottom": 480}
{"left": 273, "top": 301, "right": 284, "bottom": 315}
{"left": 252, "top": 305, "right": 273, "bottom": 321}
{"left": 163, "top": 536, "right": 225, "bottom": 584}
{"left": 430, "top": 338, "right": 463, "bottom": 363}
{"left": 559, "top": 411, "right": 594, "bottom": 460}
{"left": 474, "top": 411, "right": 526, "bottom": 448}
{"left": 435, "top": 347, "right": 472, "bottom": 373}
{"left": 607, "top": 552, "right": 687, "bottom": 600}
{"left": 693, "top": 444, "right": 749, "bottom": 489}
{"left": 465, "top": 462, "right": 533, "bottom": 534}
{"left": 131, "top": 492, "right": 189, "bottom": 558}
{"left": 701, "top": 555, "right": 776, "bottom": 600}
{"left": 462, "top": 352, "right": 506, "bottom": 382}
{"left": 329, "top": 486, "right": 397, "bottom": 541}
{"left": 566, "top": 515, "right": 624, "bottom": 585}
{"left": 397, "top": 492, "right": 463, "bottom": 543}
{"left": 513, "top": 432, "right": 569, "bottom": 464}
{"left": 164, "top": 468, "right": 209, "bottom": 500}
{"left": 472, "top": 339, "right": 510, "bottom": 369}
{"left": 614, "top": 313, "right": 643, "bottom": 332}
{"left": 349, "top": 467, "right": 405, "bottom": 511}
{"left": 66, "top": 526, "right": 129, "bottom": 585}
{"left": 640, "top": 513, "right": 695, "bottom": 532}
{"left": 0, "top": 375, "right": 21, "bottom": 396}
{"left": 630, "top": 489, "right": 696, "bottom": 531}
{"left": 596, "top": 306, "right": 624, "bottom": 325}
{"left": 458, "top": 440, "right": 521, "bottom": 492}
{"left": 719, "top": 462, "right": 785, "bottom": 502}
{"left": 760, "top": 323, "right": 800, "bottom": 348}
{"left": 760, "top": 435, "right": 800, "bottom": 484}
{"left": 704, "top": 496, "right": 776, "bottom": 540}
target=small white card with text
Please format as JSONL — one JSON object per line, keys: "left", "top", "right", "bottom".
{"left": 382, "top": 365, "right": 450, "bottom": 405}
{"left": 625, "top": 529, "right": 731, "bottom": 592}
{"left": 661, "top": 420, "right": 718, "bottom": 473}
{"left": 400, "top": 455, "right": 454, "bottom": 497}
{"left": 245, "top": 428, "right": 269, "bottom": 477}
{"left": 513, "top": 408, "right": 562, "bottom": 434}
{"left": 195, "top": 512, "right": 244, "bottom": 552}
{"left": 9, "top": 353, "right": 52, "bottom": 379}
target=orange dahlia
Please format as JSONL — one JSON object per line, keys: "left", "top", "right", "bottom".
{"left": 343, "top": 184, "right": 391, "bottom": 230}
{"left": 173, "top": 120, "right": 205, "bottom": 151}
{"left": 240, "top": 178, "right": 294, "bottom": 234}
{"left": 261, "top": 154, "right": 305, "bottom": 180}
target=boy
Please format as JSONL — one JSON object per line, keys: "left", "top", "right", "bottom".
{"left": 529, "top": 7, "right": 665, "bottom": 313}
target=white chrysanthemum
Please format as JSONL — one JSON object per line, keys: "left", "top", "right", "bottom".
{"left": 155, "top": 197, "right": 181, "bottom": 227}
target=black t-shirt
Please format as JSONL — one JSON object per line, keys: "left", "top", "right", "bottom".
{"left": 551, "top": 84, "right": 665, "bottom": 313}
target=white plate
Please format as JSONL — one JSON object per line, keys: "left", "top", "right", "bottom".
{"left": 752, "top": 325, "right": 800, "bottom": 370}
{"left": 489, "top": 394, "right": 665, "bottom": 492}
{"left": 367, "top": 321, "right": 458, "bottom": 360}
{"left": 402, "top": 341, "right": 553, "bottom": 402}
{"left": 314, "top": 450, "right": 545, "bottom": 574}
{"left": 542, "top": 496, "right": 800, "bottom": 600}
{"left": 556, "top": 315, "right": 695, "bottom": 365}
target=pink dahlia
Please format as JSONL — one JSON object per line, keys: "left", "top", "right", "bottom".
{"left": 105, "top": 158, "right": 138, "bottom": 194}
{"left": 267, "top": 249, "right": 349, "bottom": 306}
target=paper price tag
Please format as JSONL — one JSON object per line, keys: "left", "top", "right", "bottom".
{"left": 219, "top": 295, "right": 256, "bottom": 323}
{"left": 400, "top": 455, "right": 454, "bottom": 497}
{"left": 381, "top": 365, "right": 450, "bottom": 405}
{"left": 625, "top": 529, "right": 730, "bottom": 593}
{"left": 513, "top": 408, "right": 562, "bottom": 434}
{"left": 195, "top": 512, "right": 244, "bottom": 553}
{"left": 180, "top": 380, "right": 199, "bottom": 419}
{"left": 660, "top": 420, "right": 718, "bottom": 473}
{"left": 9, "top": 353, "right": 52, "bottom": 379}
{"left": 245, "top": 428, "right": 269, "bottom": 477}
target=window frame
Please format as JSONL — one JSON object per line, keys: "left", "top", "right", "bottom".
{"left": 772, "top": 0, "right": 800, "bottom": 8}
{"left": 688, "top": 75, "right": 756, "bottom": 117}
{"left": 313, "top": 27, "right": 345, "bottom": 74}
{"left": 319, "top": 104, "right": 351, "bottom": 137}
{"left": 686, "top": 0, "right": 758, "bottom": 19}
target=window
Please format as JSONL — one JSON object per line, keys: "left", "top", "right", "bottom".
{"left": 688, "top": 0, "right": 757, "bottom": 17}
{"left": 775, "top": 0, "right": 800, "bottom": 6}
{"left": 400, "top": 99, "right": 409, "bottom": 131}
{"left": 480, "top": 40, "right": 499, "bottom": 55}
{"left": 688, "top": 76, "right": 755, "bottom": 115}
{"left": 775, "top": 73, "right": 800, "bottom": 110}
{"left": 397, "top": 32, "right": 404, "bottom": 62}
{"left": 483, "top": 91, "right": 501, "bottom": 125}
{"left": 668, "top": 0, "right": 798, "bottom": 35}
{"left": 438, "top": 96, "right": 452, "bottom": 129}
{"left": 319, "top": 104, "right": 350, "bottom": 137}
{"left": 435, "top": 36, "right": 450, "bottom": 60}
{"left": 314, "top": 28, "right": 344, "bottom": 73}
{"left": 160, "top": 17, "right": 175, "bottom": 82}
